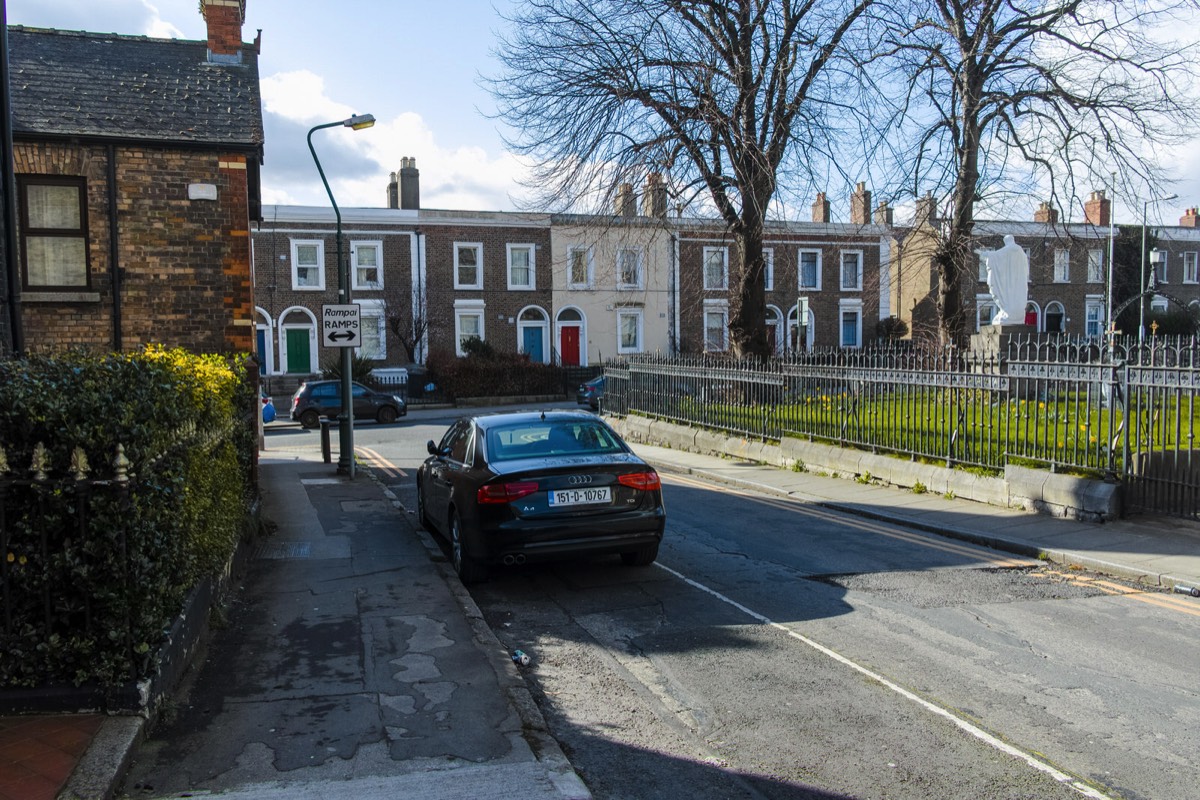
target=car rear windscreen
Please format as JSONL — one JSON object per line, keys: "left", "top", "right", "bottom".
{"left": 486, "top": 420, "right": 626, "bottom": 462}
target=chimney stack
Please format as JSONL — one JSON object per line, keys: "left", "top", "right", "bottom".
{"left": 399, "top": 157, "right": 420, "bottom": 210}
{"left": 1034, "top": 201, "right": 1059, "bottom": 224}
{"left": 850, "top": 182, "right": 871, "bottom": 225}
{"left": 642, "top": 173, "right": 667, "bottom": 218}
{"left": 873, "top": 202, "right": 893, "bottom": 226}
{"left": 811, "top": 192, "right": 831, "bottom": 223}
{"left": 914, "top": 192, "right": 938, "bottom": 226}
{"left": 387, "top": 172, "right": 399, "bottom": 209}
{"left": 200, "top": 0, "right": 245, "bottom": 62}
{"left": 1084, "top": 190, "right": 1111, "bottom": 227}
{"left": 1181, "top": 207, "right": 1200, "bottom": 228}
{"left": 616, "top": 183, "right": 636, "bottom": 217}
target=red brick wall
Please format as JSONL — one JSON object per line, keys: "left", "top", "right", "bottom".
{"left": 14, "top": 140, "right": 256, "bottom": 354}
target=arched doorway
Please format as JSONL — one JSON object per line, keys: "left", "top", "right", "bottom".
{"left": 1045, "top": 301, "right": 1066, "bottom": 333}
{"left": 517, "top": 305, "right": 550, "bottom": 363}
{"left": 555, "top": 307, "right": 586, "bottom": 366}
{"left": 279, "top": 306, "right": 319, "bottom": 374}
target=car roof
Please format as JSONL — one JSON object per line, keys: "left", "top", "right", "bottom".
{"left": 469, "top": 410, "right": 601, "bottom": 430}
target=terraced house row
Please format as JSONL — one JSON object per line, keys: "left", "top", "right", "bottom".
{"left": 250, "top": 170, "right": 1200, "bottom": 391}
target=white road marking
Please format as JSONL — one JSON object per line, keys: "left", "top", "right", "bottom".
{"left": 653, "top": 561, "right": 1115, "bottom": 800}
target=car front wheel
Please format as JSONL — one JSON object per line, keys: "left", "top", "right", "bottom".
{"left": 449, "top": 511, "right": 488, "bottom": 584}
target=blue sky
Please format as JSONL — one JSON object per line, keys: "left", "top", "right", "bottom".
{"left": 7, "top": 0, "right": 1200, "bottom": 226}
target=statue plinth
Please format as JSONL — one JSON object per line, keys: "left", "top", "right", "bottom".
{"left": 970, "top": 323, "right": 1036, "bottom": 354}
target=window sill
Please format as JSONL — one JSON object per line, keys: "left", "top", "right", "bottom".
{"left": 22, "top": 291, "right": 101, "bottom": 303}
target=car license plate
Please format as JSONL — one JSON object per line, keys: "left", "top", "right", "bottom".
{"left": 549, "top": 486, "right": 611, "bottom": 507}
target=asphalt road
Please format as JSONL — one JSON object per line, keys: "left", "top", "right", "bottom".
{"left": 351, "top": 408, "right": 1200, "bottom": 800}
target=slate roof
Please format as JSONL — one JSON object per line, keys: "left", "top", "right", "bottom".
{"left": 6, "top": 26, "right": 263, "bottom": 151}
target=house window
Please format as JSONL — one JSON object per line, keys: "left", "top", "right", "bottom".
{"left": 454, "top": 242, "right": 483, "bottom": 289}
{"left": 18, "top": 176, "right": 89, "bottom": 288}
{"left": 840, "top": 250, "right": 863, "bottom": 291}
{"left": 617, "top": 309, "right": 643, "bottom": 354}
{"left": 703, "top": 246, "right": 728, "bottom": 290}
{"left": 454, "top": 299, "right": 486, "bottom": 355}
{"left": 351, "top": 241, "right": 383, "bottom": 290}
{"left": 617, "top": 247, "right": 643, "bottom": 289}
{"left": 977, "top": 295, "right": 996, "bottom": 330}
{"left": 799, "top": 250, "right": 821, "bottom": 290}
{"left": 703, "top": 300, "right": 728, "bottom": 352}
{"left": 507, "top": 244, "right": 535, "bottom": 290}
{"left": 763, "top": 248, "right": 774, "bottom": 292}
{"left": 1054, "top": 249, "right": 1070, "bottom": 283}
{"left": 1087, "top": 249, "right": 1104, "bottom": 284}
{"left": 291, "top": 239, "right": 325, "bottom": 290}
{"left": 839, "top": 300, "right": 862, "bottom": 348}
{"left": 357, "top": 299, "right": 386, "bottom": 359}
{"left": 1085, "top": 299, "right": 1104, "bottom": 339}
{"left": 568, "top": 246, "right": 593, "bottom": 289}
{"left": 1185, "top": 252, "right": 1199, "bottom": 284}
{"left": 978, "top": 252, "right": 988, "bottom": 283}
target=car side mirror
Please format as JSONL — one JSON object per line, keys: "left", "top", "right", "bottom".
{"left": 426, "top": 440, "right": 438, "bottom": 456}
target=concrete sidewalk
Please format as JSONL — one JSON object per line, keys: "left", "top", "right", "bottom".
{"left": 36, "top": 437, "right": 591, "bottom": 800}
{"left": 629, "top": 440, "right": 1200, "bottom": 592}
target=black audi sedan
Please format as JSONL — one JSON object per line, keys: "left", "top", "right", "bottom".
{"left": 416, "top": 410, "right": 666, "bottom": 583}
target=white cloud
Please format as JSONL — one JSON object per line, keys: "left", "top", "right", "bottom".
{"left": 259, "top": 71, "right": 530, "bottom": 212}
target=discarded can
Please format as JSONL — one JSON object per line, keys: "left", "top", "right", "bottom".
{"left": 1173, "top": 584, "right": 1200, "bottom": 598}
{"left": 512, "top": 649, "right": 531, "bottom": 666}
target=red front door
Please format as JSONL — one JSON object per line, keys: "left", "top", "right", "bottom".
{"left": 560, "top": 326, "right": 580, "bottom": 366}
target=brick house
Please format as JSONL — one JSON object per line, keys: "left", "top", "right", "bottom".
{"left": 253, "top": 163, "right": 555, "bottom": 392}
{"left": 6, "top": 0, "right": 263, "bottom": 354}
{"left": 895, "top": 192, "right": 1200, "bottom": 340}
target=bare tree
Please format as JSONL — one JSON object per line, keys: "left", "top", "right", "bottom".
{"left": 385, "top": 290, "right": 429, "bottom": 365}
{"left": 879, "top": 0, "right": 1200, "bottom": 345}
{"left": 491, "top": 0, "right": 876, "bottom": 359}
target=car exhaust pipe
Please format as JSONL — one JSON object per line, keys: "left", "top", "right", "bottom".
{"left": 503, "top": 555, "right": 516, "bottom": 566}
{"left": 514, "top": 554, "right": 526, "bottom": 565}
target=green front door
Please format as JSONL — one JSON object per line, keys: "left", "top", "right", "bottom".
{"left": 285, "top": 328, "right": 310, "bottom": 373}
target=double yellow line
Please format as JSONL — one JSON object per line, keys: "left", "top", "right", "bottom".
{"left": 356, "top": 446, "right": 407, "bottom": 480}
{"left": 1042, "top": 569, "right": 1200, "bottom": 618}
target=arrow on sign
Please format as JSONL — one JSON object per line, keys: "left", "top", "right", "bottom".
{"left": 329, "top": 330, "right": 358, "bottom": 343}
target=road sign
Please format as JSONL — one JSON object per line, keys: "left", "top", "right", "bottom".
{"left": 322, "top": 304, "right": 361, "bottom": 348}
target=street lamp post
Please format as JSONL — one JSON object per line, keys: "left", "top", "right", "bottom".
{"left": 308, "top": 113, "right": 376, "bottom": 477}
{"left": 1139, "top": 193, "right": 1178, "bottom": 342}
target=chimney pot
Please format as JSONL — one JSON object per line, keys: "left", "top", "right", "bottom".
{"left": 616, "top": 183, "right": 637, "bottom": 217}
{"left": 850, "top": 182, "right": 871, "bottom": 225}
{"left": 1034, "top": 201, "right": 1059, "bottom": 225}
{"left": 811, "top": 192, "right": 831, "bottom": 223}
{"left": 1181, "top": 207, "right": 1200, "bottom": 228}
{"left": 641, "top": 173, "right": 667, "bottom": 218}
{"left": 1084, "top": 189, "right": 1111, "bottom": 227}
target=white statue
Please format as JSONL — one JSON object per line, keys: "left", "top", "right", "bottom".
{"left": 978, "top": 234, "right": 1029, "bottom": 326}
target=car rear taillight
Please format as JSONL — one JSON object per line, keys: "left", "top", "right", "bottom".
{"left": 618, "top": 471, "right": 661, "bottom": 491}
{"left": 478, "top": 481, "right": 539, "bottom": 504}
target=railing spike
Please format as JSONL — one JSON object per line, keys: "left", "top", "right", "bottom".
{"left": 70, "top": 447, "right": 90, "bottom": 481}
{"left": 31, "top": 442, "right": 48, "bottom": 481}
{"left": 113, "top": 444, "right": 130, "bottom": 484}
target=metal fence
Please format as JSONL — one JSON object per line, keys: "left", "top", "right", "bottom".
{"left": 603, "top": 336, "right": 1200, "bottom": 518}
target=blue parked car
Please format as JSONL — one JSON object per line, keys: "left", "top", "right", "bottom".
{"left": 576, "top": 375, "right": 605, "bottom": 410}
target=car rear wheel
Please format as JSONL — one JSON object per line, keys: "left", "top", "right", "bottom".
{"left": 299, "top": 409, "right": 321, "bottom": 429}
{"left": 450, "top": 511, "right": 488, "bottom": 584}
{"left": 620, "top": 543, "right": 659, "bottom": 566}
{"left": 376, "top": 405, "right": 398, "bottom": 425}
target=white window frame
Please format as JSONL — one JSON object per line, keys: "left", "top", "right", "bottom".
{"left": 350, "top": 240, "right": 383, "bottom": 291}
{"left": 506, "top": 243, "right": 536, "bottom": 291}
{"left": 356, "top": 298, "right": 386, "bottom": 360}
{"left": 1185, "top": 252, "right": 1199, "bottom": 284}
{"left": 840, "top": 250, "right": 863, "bottom": 291}
{"left": 1084, "top": 296, "right": 1104, "bottom": 339}
{"left": 978, "top": 252, "right": 988, "bottom": 283}
{"left": 291, "top": 239, "right": 325, "bottom": 291}
{"left": 1054, "top": 249, "right": 1070, "bottom": 283}
{"left": 838, "top": 298, "right": 863, "bottom": 348}
{"left": 567, "top": 246, "right": 594, "bottom": 290}
{"left": 763, "top": 248, "right": 775, "bottom": 292}
{"left": 616, "top": 308, "right": 644, "bottom": 354}
{"left": 976, "top": 293, "right": 996, "bottom": 330}
{"left": 617, "top": 247, "right": 644, "bottom": 290}
{"left": 703, "top": 246, "right": 729, "bottom": 290}
{"left": 1087, "top": 249, "right": 1104, "bottom": 284}
{"left": 798, "top": 249, "right": 822, "bottom": 291}
{"left": 454, "top": 299, "right": 486, "bottom": 355}
{"left": 703, "top": 299, "right": 729, "bottom": 352}
{"left": 453, "top": 242, "right": 483, "bottom": 290}
{"left": 788, "top": 304, "right": 815, "bottom": 351}
{"left": 1150, "top": 295, "right": 1168, "bottom": 312}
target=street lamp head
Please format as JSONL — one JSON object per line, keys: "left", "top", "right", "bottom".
{"left": 344, "top": 113, "right": 376, "bottom": 131}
